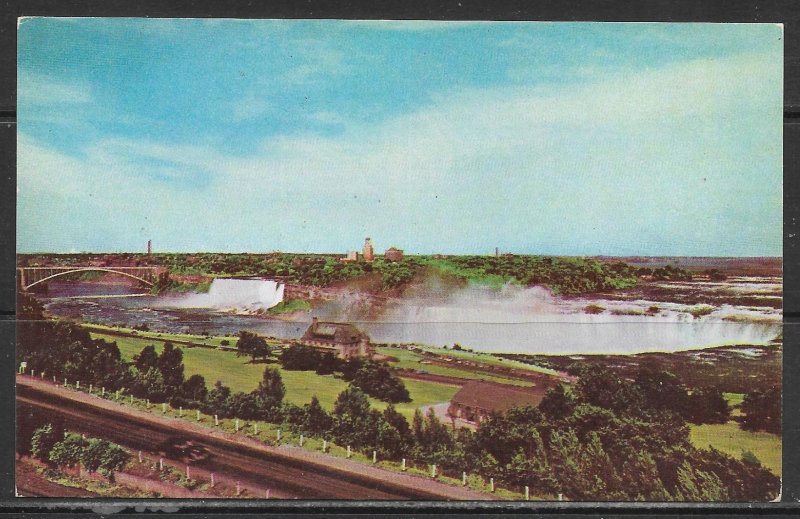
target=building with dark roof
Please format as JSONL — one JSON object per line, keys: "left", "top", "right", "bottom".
{"left": 447, "top": 380, "right": 546, "bottom": 424}
{"left": 299, "top": 317, "right": 374, "bottom": 359}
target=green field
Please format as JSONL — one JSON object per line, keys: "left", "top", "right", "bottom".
{"left": 377, "top": 346, "right": 534, "bottom": 387}
{"left": 83, "top": 323, "right": 243, "bottom": 348}
{"left": 690, "top": 421, "right": 782, "bottom": 476}
{"left": 92, "top": 331, "right": 457, "bottom": 420}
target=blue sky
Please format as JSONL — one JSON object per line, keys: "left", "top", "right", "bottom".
{"left": 17, "top": 19, "right": 783, "bottom": 255}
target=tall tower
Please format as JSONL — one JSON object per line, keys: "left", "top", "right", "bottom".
{"left": 363, "top": 237, "right": 375, "bottom": 262}
{"left": 147, "top": 240, "right": 152, "bottom": 256}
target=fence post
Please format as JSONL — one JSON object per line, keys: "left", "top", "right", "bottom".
{"left": 64, "top": 378, "right": 67, "bottom": 387}
{"left": 525, "top": 486, "right": 530, "bottom": 500}
{"left": 254, "top": 423, "right": 258, "bottom": 435}
{"left": 162, "top": 402, "right": 166, "bottom": 414}
{"left": 102, "top": 387, "right": 105, "bottom": 396}
{"left": 89, "top": 384, "right": 92, "bottom": 393}
{"left": 322, "top": 439, "right": 327, "bottom": 453}
{"left": 138, "top": 450, "right": 143, "bottom": 463}
{"left": 235, "top": 418, "right": 239, "bottom": 432}
{"left": 277, "top": 429, "right": 281, "bottom": 442}
{"left": 186, "top": 465, "right": 190, "bottom": 479}
{"left": 558, "top": 493, "right": 563, "bottom": 501}
{"left": 265, "top": 489, "right": 270, "bottom": 499}
{"left": 214, "top": 414, "right": 219, "bottom": 426}
{"left": 159, "top": 458, "right": 164, "bottom": 471}
{"left": 179, "top": 406, "right": 183, "bottom": 417}
{"left": 401, "top": 458, "right": 406, "bottom": 471}
{"left": 53, "top": 375, "right": 56, "bottom": 383}
{"left": 372, "top": 451, "right": 377, "bottom": 464}
{"left": 76, "top": 381, "right": 80, "bottom": 389}
{"left": 236, "top": 481, "right": 241, "bottom": 496}
{"left": 210, "top": 473, "right": 215, "bottom": 487}
{"left": 197, "top": 409, "right": 201, "bottom": 421}
{"left": 347, "top": 445, "right": 351, "bottom": 458}
{"left": 490, "top": 478, "right": 495, "bottom": 493}
{"left": 431, "top": 464, "right": 437, "bottom": 478}
{"left": 462, "top": 471, "right": 467, "bottom": 486}
{"left": 146, "top": 398, "right": 150, "bottom": 408}
{"left": 299, "top": 434, "right": 304, "bottom": 446}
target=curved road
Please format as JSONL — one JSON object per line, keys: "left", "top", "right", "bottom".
{"left": 17, "top": 379, "right": 495, "bottom": 500}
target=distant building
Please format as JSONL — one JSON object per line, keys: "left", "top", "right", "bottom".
{"left": 300, "top": 317, "right": 374, "bottom": 359}
{"left": 363, "top": 238, "right": 375, "bottom": 262}
{"left": 384, "top": 247, "right": 404, "bottom": 262}
{"left": 341, "top": 251, "right": 359, "bottom": 262}
{"left": 147, "top": 240, "right": 152, "bottom": 256}
{"left": 447, "top": 380, "right": 545, "bottom": 424}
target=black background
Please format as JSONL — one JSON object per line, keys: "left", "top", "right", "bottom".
{"left": 0, "top": 0, "right": 797, "bottom": 515}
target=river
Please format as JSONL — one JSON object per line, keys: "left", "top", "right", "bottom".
{"left": 36, "top": 276, "right": 782, "bottom": 355}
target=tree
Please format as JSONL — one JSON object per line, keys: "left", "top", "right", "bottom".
{"left": 539, "top": 384, "right": 577, "bottom": 421}
{"left": 80, "top": 438, "right": 109, "bottom": 473}
{"left": 134, "top": 345, "right": 159, "bottom": 373}
{"left": 279, "top": 344, "right": 321, "bottom": 371}
{"left": 31, "top": 424, "right": 63, "bottom": 464}
{"left": 351, "top": 361, "right": 411, "bottom": 403}
{"left": 685, "top": 387, "right": 730, "bottom": 425}
{"left": 202, "top": 380, "right": 232, "bottom": 416}
{"left": 182, "top": 374, "right": 208, "bottom": 402}
{"left": 741, "top": 387, "right": 781, "bottom": 434}
{"left": 315, "top": 352, "right": 338, "bottom": 375}
{"left": 332, "top": 386, "right": 374, "bottom": 449}
{"left": 255, "top": 367, "right": 285, "bottom": 407}
{"left": 573, "top": 364, "right": 645, "bottom": 415}
{"left": 157, "top": 342, "right": 185, "bottom": 389}
{"left": 303, "top": 396, "right": 333, "bottom": 436}
{"left": 237, "top": 331, "right": 271, "bottom": 363}
{"left": 49, "top": 434, "right": 88, "bottom": 470}
{"left": 98, "top": 442, "right": 130, "bottom": 480}
{"left": 635, "top": 366, "right": 689, "bottom": 418}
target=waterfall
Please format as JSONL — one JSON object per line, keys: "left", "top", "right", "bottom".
{"left": 205, "top": 278, "right": 284, "bottom": 310}
{"left": 166, "top": 278, "right": 284, "bottom": 311}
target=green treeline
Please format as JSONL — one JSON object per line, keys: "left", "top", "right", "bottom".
{"left": 152, "top": 253, "right": 657, "bottom": 295}
{"left": 19, "top": 252, "right": 696, "bottom": 295}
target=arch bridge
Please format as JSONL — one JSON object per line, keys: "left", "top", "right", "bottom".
{"left": 17, "top": 266, "right": 167, "bottom": 291}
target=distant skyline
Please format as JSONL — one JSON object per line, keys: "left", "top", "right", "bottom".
{"left": 18, "top": 19, "right": 783, "bottom": 256}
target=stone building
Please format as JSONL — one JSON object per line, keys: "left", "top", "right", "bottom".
{"left": 363, "top": 237, "right": 375, "bottom": 262}
{"left": 299, "top": 317, "right": 374, "bottom": 359}
{"left": 384, "top": 247, "right": 404, "bottom": 262}
{"left": 341, "top": 250, "right": 359, "bottom": 262}
{"left": 447, "top": 380, "right": 546, "bottom": 424}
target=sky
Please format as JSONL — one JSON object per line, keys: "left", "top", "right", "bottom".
{"left": 17, "top": 19, "right": 783, "bottom": 256}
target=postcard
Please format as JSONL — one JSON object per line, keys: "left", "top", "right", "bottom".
{"left": 15, "top": 18, "right": 783, "bottom": 501}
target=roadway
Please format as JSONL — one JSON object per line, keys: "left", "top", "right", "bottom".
{"left": 17, "top": 378, "right": 496, "bottom": 500}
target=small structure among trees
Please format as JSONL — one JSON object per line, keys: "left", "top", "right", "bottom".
{"left": 300, "top": 318, "right": 374, "bottom": 359}
{"left": 447, "top": 380, "right": 546, "bottom": 424}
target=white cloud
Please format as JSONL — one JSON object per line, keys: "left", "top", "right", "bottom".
{"left": 18, "top": 71, "right": 93, "bottom": 105}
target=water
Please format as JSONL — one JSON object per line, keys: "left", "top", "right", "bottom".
{"left": 38, "top": 277, "right": 782, "bottom": 355}
{"left": 162, "top": 278, "right": 285, "bottom": 312}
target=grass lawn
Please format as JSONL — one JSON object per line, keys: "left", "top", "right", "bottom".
{"left": 415, "top": 345, "right": 560, "bottom": 375}
{"left": 83, "top": 323, "right": 242, "bottom": 349}
{"left": 377, "top": 346, "right": 533, "bottom": 387}
{"left": 690, "top": 421, "right": 781, "bottom": 476}
{"left": 723, "top": 392, "right": 745, "bottom": 417}
{"left": 92, "top": 331, "right": 456, "bottom": 419}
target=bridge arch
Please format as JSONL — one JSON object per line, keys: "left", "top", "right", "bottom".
{"left": 23, "top": 267, "right": 156, "bottom": 291}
